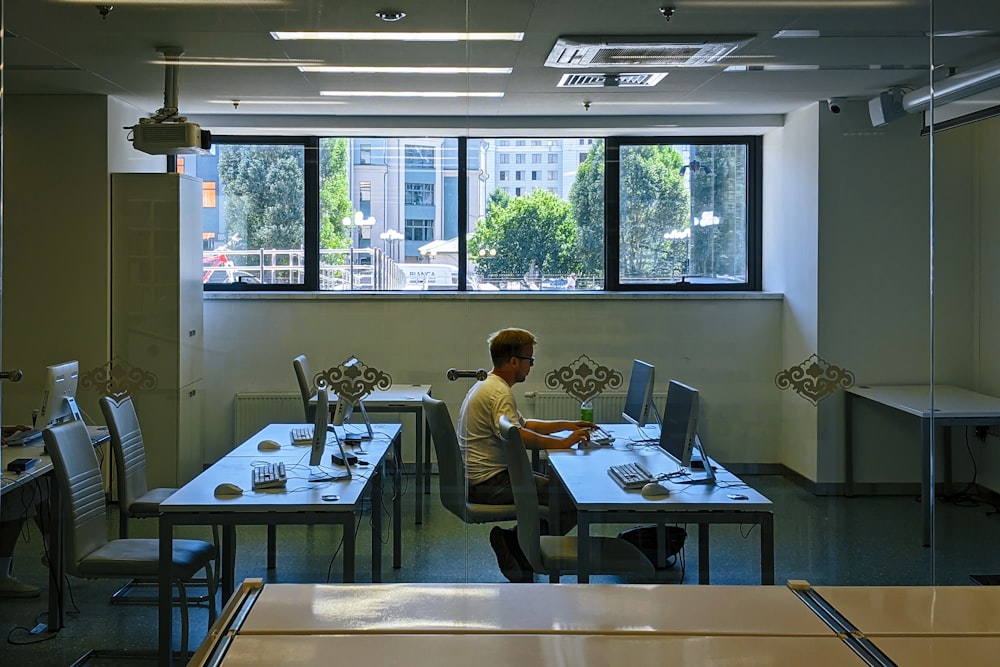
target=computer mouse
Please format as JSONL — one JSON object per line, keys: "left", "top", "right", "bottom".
{"left": 257, "top": 439, "right": 281, "bottom": 451}
{"left": 641, "top": 482, "right": 670, "bottom": 499}
{"left": 214, "top": 483, "right": 244, "bottom": 497}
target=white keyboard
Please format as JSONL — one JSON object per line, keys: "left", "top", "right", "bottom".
{"left": 290, "top": 426, "right": 312, "bottom": 446}
{"left": 252, "top": 462, "right": 287, "bottom": 490}
{"left": 608, "top": 462, "right": 655, "bottom": 490}
{"left": 589, "top": 427, "right": 615, "bottom": 446}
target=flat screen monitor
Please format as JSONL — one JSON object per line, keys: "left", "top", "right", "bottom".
{"left": 37, "top": 360, "right": 82, "bottom": 429}
{"left": 658, "top": 380, "right": 700, "bottom": 467}
{"left": 309, "top": 387, "right": 329, "bottom": 467}
{"left": 622, "top": 359, "right": 657, "bottom": 427}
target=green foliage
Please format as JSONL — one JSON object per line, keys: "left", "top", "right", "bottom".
{"left": 568, "top": 141, "right": 606, "bottom": 277}
{"left": 319, "top": 138, "right": 352, "bottom": 250}
{"left": 217, "top": 145, "right": 305, "bottom": 250}
{"left": 688, "top": 144, "right": 747, "bottom": 279}
{"left": 470, "top": 189, "right": 579, "bottom": 281}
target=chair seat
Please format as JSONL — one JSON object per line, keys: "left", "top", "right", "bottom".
{"left": 464, "top": 502, "right": 518, "bottom": 523}
{"left": 77, "top": 538, "right": 215, "bottom": 581}
{"left": 129, "top": 487, "right": 178, "bottom": 518}
{"left": 538, "top": 535, "right": 655, "bottom": 577}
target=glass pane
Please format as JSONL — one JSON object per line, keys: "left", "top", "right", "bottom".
{"left": 188, "top": 142, "right": 306, "bottom": 286}
{"left": 467, "top": 137, "right": 604, "bottom": 291}
{"left": 618, "top": 142, "right": 748, "bottom": 286}
{"left": 320, "top": 137, "right": 458, "bottom": 291}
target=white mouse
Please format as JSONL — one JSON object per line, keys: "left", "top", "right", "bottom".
{"left": 641, "top": 482, "right": 670, "bottom": 499}
{"left": 257, "top": 439, "right": 281, "bottom": 451}
{"left": 214, "top": 483, "right": 244, "bottom": 497}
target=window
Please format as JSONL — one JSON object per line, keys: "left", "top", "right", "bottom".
{"left": 405, "top": 218, "right": 434, "bottom": 241}
{"left": 532, "top": 154, "right": 541, "bottom": 164}
{"left": 516, "top": 140, "right": 526, "bottom": 146}
{"left": 202, "top": 181, "right": 217, "bottom": 208}
{"left": 405, "top": 145, "right": 434, "bottom": 169}
{"left": 199, "top": 134, "right": 760, "bottom": 293}
{"left": 499, "top": 154, "right": 510, "bottom": 164}
{"left": 516, "top": 154, "right": 526, "bottom": 164}
{"left": 548, "top": 154, "right": 558, "bottom": 164}
{"left": 405, "top": 183, "right": 434, "bottom": 206}
{"left": 176, "top": 157, "right": 186, "bottom": 173}
{"left": 359, "top": 144, "right": 371, "bottom": 165}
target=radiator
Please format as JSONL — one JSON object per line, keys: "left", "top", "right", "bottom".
{"left": 234, "top": 392, "right": 303, "bottom": 443}
{"left": 523, "top": 392, "right": 668, "bottom": 423}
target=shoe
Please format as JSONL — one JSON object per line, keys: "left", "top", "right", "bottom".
{"left": 490, "top": 526, "right": 528, "bottom": 583}
{"left": 505, "top": 528, "right": 534, "bottom": 582}
{"left": 0, "top": 576, "right": 40, "bottom": 598}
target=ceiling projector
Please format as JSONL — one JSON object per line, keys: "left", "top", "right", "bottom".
{"left": 130, "top": 121, "right": 212, "bottom": 155}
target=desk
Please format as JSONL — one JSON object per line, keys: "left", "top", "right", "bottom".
{"left": 546, "top": 424, "right": 774, "bottom": 584}
{"left": 189, "top": 581, "right": 867, "bottom": 667}
{"left": 844, "top": 384, "right": 1000, "bottom": 545}
{"left": 1, "top": 426, "right": 109, "bottom": 633}
{"left": 312, "top": 384, "right": 432, "bottom": 524}
{"left": 157, "top": 423, "right": 401, "bottom": 664}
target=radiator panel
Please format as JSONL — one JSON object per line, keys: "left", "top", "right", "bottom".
{"left": 233, "top": 393, "right": 303, "bottom": 443}
{"left": 522, "top": 392, "right": 668, "bottom": 423}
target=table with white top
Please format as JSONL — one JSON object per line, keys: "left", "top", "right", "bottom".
{"left": 844, "top": 384, "right": 1000, "bottom": 545}
{"left": 1, "top": 425, "right": 109, "bottom": 633}
{"left": 157, "top": 422, "right": 401, "bottom": 663}
{"left": 311, "top": 384, "right": 432, "bottom": 524}
{"left": 546, "top": 423, "right": 774, "bottom": 584}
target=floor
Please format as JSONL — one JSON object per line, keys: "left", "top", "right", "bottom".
{"left": 3, "top": 472, "right": 1000, "bottom": 665}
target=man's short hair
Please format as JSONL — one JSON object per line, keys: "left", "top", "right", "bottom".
{"left": 488, "top": 328, "right": 537, "bottom": 366}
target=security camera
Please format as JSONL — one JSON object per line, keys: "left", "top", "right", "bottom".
{"left": 827, "top": 98, "right": 846, "bottom": 114}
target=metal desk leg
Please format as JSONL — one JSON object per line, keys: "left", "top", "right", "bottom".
{"left": 698, "top": 523, "right": 711, "bottom": 584}
{"left": 267, "top": 524, "right": 276, "bottom": 569}
{"left": 424, "top": 413, "right": 432, "bottom": 496}
{"left": 372, "top": 468, "right": 383, "bottom": 582}
{"left": 414, "top": 408, "right": 424, "bottom": 524}
{"left": 577, "top": 512, "right": 591, "bottom": 583}
{"left": 343, "top": 517, "right": 356, "bottom": 583}
{"left": 222, "top": 525, "right": 237, "bottom": 604}
{"left": 845, "top": 392, "right": 855, "bottom": 497}
{"left": 761, "top": 513, "right": 775, "bottom": 585}
{"left": 922, "top": 418, "right": 932, "bottom": 547}
{"left": 158, "top": 516, "right": 174, "bottom": 666}
{"left": 394, "top": 435, "right": 403, "bottom": 568}
{"left": 47, "top": 476, "right": 64, "bottom": 632}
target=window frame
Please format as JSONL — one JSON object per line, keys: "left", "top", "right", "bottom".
{"left": 201, "top": 133, "right": 762, "bottom": 294}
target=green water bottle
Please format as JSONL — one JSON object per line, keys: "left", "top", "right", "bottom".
{"left": 580, "top": 399, "right": 594, "bottom": 423}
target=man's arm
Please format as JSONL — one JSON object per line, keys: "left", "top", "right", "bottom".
{"left": 520, "top": 421, "right": 592, "bottom": 450}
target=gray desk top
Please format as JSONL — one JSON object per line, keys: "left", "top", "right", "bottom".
{"left": 846, "top": 384, "right": 1000, "bottom": 419}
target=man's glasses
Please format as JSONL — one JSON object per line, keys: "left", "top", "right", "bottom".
{"left": 516, "top": 356, "right": 535, "bottom": 366}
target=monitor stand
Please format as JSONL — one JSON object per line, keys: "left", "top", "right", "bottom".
{"left": 677, "top": 434, "right": 716, "bottom": 485}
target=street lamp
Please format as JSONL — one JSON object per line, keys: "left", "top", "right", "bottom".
{"left": 379, "top": 228, "right": 404, "bottom": 262}
{"left": 342, "top": 211, "right": 375, "bottom": 290}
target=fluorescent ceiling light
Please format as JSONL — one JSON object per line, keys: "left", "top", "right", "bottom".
{"left": 150, "top": 58, "right": 323, "bottom": 67}
{"left": 300, "top": 66, "right": 512, "bottom": 74}
{"left": 320, "top": 90, "right": 505, "bottom": 98}
{"left": 773, "top": 30, "right": 821, "bottom": 38}
{"left": 208, "top": 99, "right": 347, "bottom": 105}
{"left": 725, "top": 64, "right": 820, "bottom": 71}
{"left": 272, "top": 31, "right": 524, "bottom": 42}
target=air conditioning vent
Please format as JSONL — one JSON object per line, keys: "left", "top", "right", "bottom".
{"left": 546, "top": 35, "right": 754, "bottom": 68}
{"left": 557, "top": 72, "right": 667, "bottom": 88}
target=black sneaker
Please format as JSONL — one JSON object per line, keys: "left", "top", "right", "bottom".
{"left": 490, "top": 526, "right": 528, "bottom": 582}
{"left": 505, "top": 527, "right": 535, "bottom": 582}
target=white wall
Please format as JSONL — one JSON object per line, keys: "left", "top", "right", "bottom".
{"left": 200, "top": 294, "right": 783, "bottom": 466}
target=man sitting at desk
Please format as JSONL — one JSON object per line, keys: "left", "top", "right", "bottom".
{"left": 458, "top": 327, "right": 593, "bottom": 582}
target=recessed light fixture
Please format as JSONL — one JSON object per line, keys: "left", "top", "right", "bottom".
{"left": 153, "top": 57, "right": 325, "bottom": 67}
{"left": 271, "top": 31, "right": 524, "bottom": 42}
{"left": 375, "top": 10, "right": 406, "bottom": 22}
{"left": 300, "top": 65, "right": 512, "bottom": 74}
{"left": 319, "top": 90, "right": 504, "bottom": 98}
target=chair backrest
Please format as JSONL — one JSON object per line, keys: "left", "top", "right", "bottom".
{"left": 293, "top": 354, "right": 316, "bottom": 422}
{"left": 43, "top": 420, "right": 110, "bottom": 577}
{"left": 99, "top": 394, "right": 149, "bottom": 511}
{"left": 498, "top": 415, "right": 545, "bottom": 572}
{"left": 422, "top": 394, "right": 470, "bottom": 521}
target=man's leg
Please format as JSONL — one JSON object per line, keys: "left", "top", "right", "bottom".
{"left": 469, "top": 472, "right": 533, "bottom": 582}
{"left": 0, "top": 517, "right": 40, "bottom": 598}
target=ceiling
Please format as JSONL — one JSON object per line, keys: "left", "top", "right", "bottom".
{"left": 6, "top": 0, "right": 1000, "bottom": 134}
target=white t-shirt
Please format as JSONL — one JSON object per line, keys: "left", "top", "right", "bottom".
{"left": 457, "top": 373, "right": 526, "bottom": 486}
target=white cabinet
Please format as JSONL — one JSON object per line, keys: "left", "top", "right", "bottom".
{"left": 111, "top": 173, "right": 204, "bottom": 487}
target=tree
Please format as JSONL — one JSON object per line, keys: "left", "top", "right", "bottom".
{"left": 469, "top": 189, "right": 579, "bottom": 282}
{"left": 687, "top": 144, "right": 747, "bottom": 279}
{"left": 319, "top": 138, "right": 352, "bottom": 250}
{"left": 568, "top": 141, "right": 605, "bottom": 278}
{"left": 217, "top": 145, "right": 305, "bottom": 251}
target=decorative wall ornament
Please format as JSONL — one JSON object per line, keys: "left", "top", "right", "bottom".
{"left": 774, "top": 353, "right": 855, "bottom": 406}
{"left": 314, "top": 356, "right": 393, "bottom": 404}
{"left": 80, "top": 357, "right": 158, "bottom": 400}
{"left": 544, "top": 354, "right": 623, "bottom": 403}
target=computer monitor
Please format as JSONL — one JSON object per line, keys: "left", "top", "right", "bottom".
{"left": 658, "top": 380, "right": 715, "bottom": 485}
{"left": 36, "top": 360, "right": 82, "bottom": 429}
{"left": 622, "top": 359, "right": 660, "bottom": 427}
{"left": 332, "top": 392, "right": 374, "bottom": 440}
{"left": 309, "top": 388, "right": 329, "bottom": 467}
